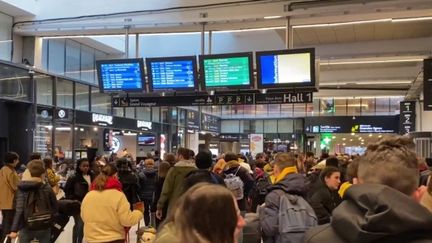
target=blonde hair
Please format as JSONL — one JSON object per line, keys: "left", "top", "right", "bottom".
{"left": 144, "top": 159, "right": 155, "bottom": 168}
{"left": 92, "top": 164, "right": 118, "bottom": 191}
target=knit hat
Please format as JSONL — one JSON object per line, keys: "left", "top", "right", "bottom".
{"left": 195, "top": 150, "right": 213, "bottom": 169}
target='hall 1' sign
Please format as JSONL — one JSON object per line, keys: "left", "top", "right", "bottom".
{"left": 112, "top": 92, "right": 313, "bottom": 107}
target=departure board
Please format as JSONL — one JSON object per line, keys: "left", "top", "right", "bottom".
{"left": 201, "top": 53, "right": 252, "bottom": 89}
{"left": 256, "top": 48, "right": 315, "bottom": 89}
{"left": 148, "top": 60, "right": 196, "bottom": 90}
{"left": 96, "top": 59, "right": 144, "bottom": 92}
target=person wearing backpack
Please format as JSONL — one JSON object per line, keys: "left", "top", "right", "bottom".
{"left": 222, "top": 153, "right": 254, "bottom": 212}
{"left": 183, "top": 149, "right": 225, "bottom": 192}
{"left": 259, "top": 152, "right": 317, "bottom": 243}
{"left": 9, "top": 159, "right": 58, "bottom": 243}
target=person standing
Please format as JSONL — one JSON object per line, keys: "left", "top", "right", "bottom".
{"left": 64, "top": 158, "right": 94, "bottom": 243}
{"left": 0, "top": 152, "right": 20, "bottom": 243}
{"left": 9, "top": 159, "right": 58, "bottom": 242}
{"left": 81, "top": 164, "right": 143, "bottom": 243}
{"left": 138, "top": 158, "right": 158, "bottom": 226}
{"left": 156, "top": 148, "right": 197, "bottom": 220}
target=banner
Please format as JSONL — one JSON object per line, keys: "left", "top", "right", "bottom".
{"left": 399, "top": 101, "right": 416, "bottom": 134}
{"left": 424, "top": 59, "right": 432, "bottom": 110}
{"left": 250, "top": 134, "right": 264, "bottom": 157}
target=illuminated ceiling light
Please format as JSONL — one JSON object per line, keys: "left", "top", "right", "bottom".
{"left": 42, "top": 34, "right": 125, "bottom": 39}
{"left": 321, "top": 80, "right": 413, "bottom": 86}
{"left": 321, "top": 59, "right": 423, "bottom": 65}
{"left": 351, "top": 133, "right": 355, "bottom": 136}
{"left": 215, "top": 26, "right": 285, "bottom": 33}
{"left": 342, "top": 138, "right": 346, "bottom": 141}
{"left": 332, "top": 136, "right": 336, "bottom": 139}
{"left": 391, "top": 16, "right": 432, "bottom": 23}
{"left": 378, "top": 135, "right": 383, "bottom": 138}
{"left": 342, "top": 143, "right": 346, "bottom": 146}
{"left": 93, "top": 127, "right": 98, "bottom": 131}
{"left": 350, "top": 139, "right": 353, "bottom": 142}
{"left": 264, "top": 16, "right": 283, "bottom": 19}
{"left": 293, "top": 18, "right": 391, "bottom": 29}
{"left": 369, "top": 134, "right": 372, "bottom": 137}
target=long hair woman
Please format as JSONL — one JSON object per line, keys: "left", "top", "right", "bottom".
{"left": 155, "top": 183, "right": 246, "bottom": 243}
{"left": 81, "top": 164, "right": 143, "bottom": 243}
{"left": 64, "top": 158, "right": 94, "bottom": 243}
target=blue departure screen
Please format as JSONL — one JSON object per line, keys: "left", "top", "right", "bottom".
{"left": 150, "top": 60, "right": 195, "bottom": 90}
{"left": 99, "top": 62, "right": 143, "bottom": 91}
{"left": 259, "top": 52, "right": 312, "bottom": 85}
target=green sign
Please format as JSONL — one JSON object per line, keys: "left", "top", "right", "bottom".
{"left": 204, "top": 57, "right": 251, "bottom": 87}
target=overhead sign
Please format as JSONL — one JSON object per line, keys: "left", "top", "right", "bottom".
{"left": 186, "top": 110, "right": 200, "bottom": 130}
{"left": 305, "top": 116, "right": 399, "bottom": 134}
{"left": 201, "top": 114, "right": 220, "bottom": 133}
{"left": 137, "top": 120, "right": 152, "bottom": 130}
{"left": 424, "top": 59, "right": 432, "bottom": 110}
{"left": 399, "top": 101, "right": 416, "bottom": 134}
{"left": 92, "top": 113, "right": 113, "bottom": 126}
{"left": 112, "top": 92, "right": 313, "bottom": 107}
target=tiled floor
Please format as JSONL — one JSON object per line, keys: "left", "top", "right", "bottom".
{"left": 56, "top": 217, "right": 145, "bottom": 243}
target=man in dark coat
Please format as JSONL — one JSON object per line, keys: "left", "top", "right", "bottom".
{"left": 259, "top": 152, "right": 315, "bottom": 243}
{"left": 304, "top": 136, "right": 432, "bottom": 243}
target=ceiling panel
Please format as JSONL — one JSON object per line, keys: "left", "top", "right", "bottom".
{"left": 353, "top": 24, "right": 374, "bottom": 42}
{"left": 294, "top": 28, "right": 319, "bottom": 46}
{"left": 373, "top": 22, "right": 394, "bottom": 40}
{"left": 314, "top": 27, "right": 337, "bottom": 44}
{"left": 333, "top": 25, "right": 356, "bottom": 43}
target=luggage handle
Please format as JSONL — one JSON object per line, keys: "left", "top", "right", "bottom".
{"left": 3, "top": 236, "right": 19, "bottom": 243}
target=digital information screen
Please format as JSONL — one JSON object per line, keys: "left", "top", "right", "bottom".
{"left": 99, "top": 62, "right": 143, "bottom": 91}
{"left": 203, "top": 57, "right": 251, "bottom": 87}
{"left": 150, "top": 60, "right": 195, "bottom": 90}
{"left": 260, "top": 52, "right": 311, "bottom": 85}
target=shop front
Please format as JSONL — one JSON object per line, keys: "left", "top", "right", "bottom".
{"left": 74, "top": 110, "right": 160, "bottom": 162}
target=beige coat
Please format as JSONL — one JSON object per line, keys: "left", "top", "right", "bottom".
{"left": 81, "top": 189, "right": 143, "bottom": 242}
{"left": 0, "top": 165, "right": 19, "bottom": 210}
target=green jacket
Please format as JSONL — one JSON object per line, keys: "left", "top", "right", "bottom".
{"left": 157, "top": 160, "right": 197, "bottom": 215}
{"left": 154, "top": 222, "right": 179, "bottom": 243}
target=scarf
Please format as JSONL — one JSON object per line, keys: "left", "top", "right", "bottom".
{"left": 224, "top": 160, "right": 240, "bottom": 171}
{"left": 274, "top": 166, "right": 298, "bottom": 184}
{"left": 90, "top": 176, "right": 123, "bottom": 191}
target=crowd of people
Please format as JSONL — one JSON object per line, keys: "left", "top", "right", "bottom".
{"left": 1, "top": 135, "right": 432, "bottom": 243}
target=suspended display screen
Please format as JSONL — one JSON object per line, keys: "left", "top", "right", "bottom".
{"left": 200, "top": 52, "right": 253, "bottom": 90}
{"left": 96, "top": 58, "right": 145, "bottom": 93}
{"left": 256, "top": 48, "right": 315, "bottom": 89}
{"left": 146, "top": 56, "right": 198, "bottom": 91}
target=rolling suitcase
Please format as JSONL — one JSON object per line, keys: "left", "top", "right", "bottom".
{"left": 50, "top": 214, "right": 70, "bottom": 243}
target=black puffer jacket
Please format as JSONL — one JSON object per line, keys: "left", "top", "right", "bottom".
{"left": 308, "top": 181, "right": 342, "bottom": 225}
{"left": 304, "top": 184, "right": 432, "bottom": 243}
{"left": 118, "top": 171, "right": 140, "bottom": 208}
{"left": 11, "top": 181, "right": 58, "bottom": 232}
{"left": 64, "top": 172, "right": 94, "bottom": 202}
{"left": 223, "top": 162, "right": 254, "bottom": 211}
{"left": 138, "top": 167, "right": 158, "bottom": 201}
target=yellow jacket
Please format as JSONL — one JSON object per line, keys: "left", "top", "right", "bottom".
{"left": 81, "top": 189, "right": 143, "bottom": 242}
{"left": 0, "top": 165, "right": 19, "bottom": 210}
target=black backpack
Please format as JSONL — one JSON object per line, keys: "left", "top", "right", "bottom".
{"left": 25, "top": 186, "right": 53, "bottom": 231}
